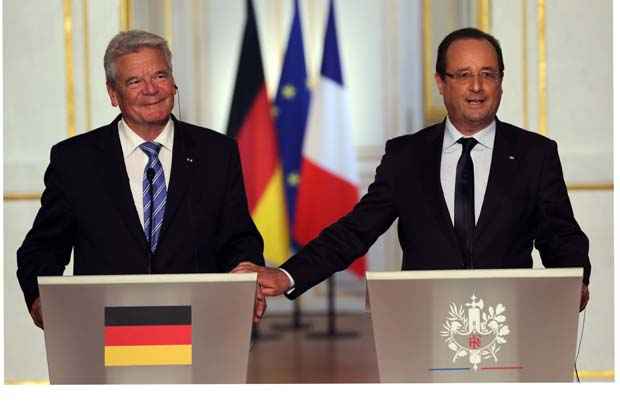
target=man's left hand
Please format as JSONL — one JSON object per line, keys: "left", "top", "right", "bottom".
{"left": 232, "top": 262, "right": 292, "bottom": 296}
{"left": 232, "top": 261, "right": 293, "bottom": 322}
{"left": 231, "top": 262, "right": 267, "bottom": 323}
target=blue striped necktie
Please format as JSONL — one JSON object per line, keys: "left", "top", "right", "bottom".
{"left": 140, "top": 142, "right": 167, "bottom": 253}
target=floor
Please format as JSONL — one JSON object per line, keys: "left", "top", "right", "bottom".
{"left": 247, "top": 314, "right": 379, "bottom": 384}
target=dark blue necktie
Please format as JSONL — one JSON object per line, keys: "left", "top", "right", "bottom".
{"left": 140, "top": 142, "right": 167, "bottom": 253}
{"left": 454, "top": 138, "right": 477, "bottom": 268}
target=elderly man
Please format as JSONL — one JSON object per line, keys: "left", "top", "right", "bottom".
{"left": 17, "top": 30, "right": 265, "bottom": 328}
{"left": 235, "top": 27, "right": 590, "bottom": 311}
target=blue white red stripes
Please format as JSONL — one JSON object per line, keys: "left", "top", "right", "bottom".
{"left": 429, "top": 365, "right": 524, "bottom": 372}
{"left": 293, "top": 0, "right": 366, "bottom": 276}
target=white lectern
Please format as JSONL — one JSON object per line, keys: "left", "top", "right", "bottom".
{"left": 39, "top": 273, "right": 257, "bottom": 384}
{"left": 366, "top": 268, "right": 583, "bottom": 382}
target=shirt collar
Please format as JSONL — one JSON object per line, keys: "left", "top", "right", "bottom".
{"left": 443, "top": 117, "right": 496, "bottom": 151}
{"left": 118, "top": 118, "right": 174, "bottom": 158}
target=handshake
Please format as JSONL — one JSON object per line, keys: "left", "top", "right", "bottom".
{"left": 231, "top": 262, "right": 293, "bottom": 323}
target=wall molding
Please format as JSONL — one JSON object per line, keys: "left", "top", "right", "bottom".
{"left": 120, "top": 0, "right": 133, "bottom": 30}
{"left": 537, "top": 0, "right": 547, "bottom": 135}
{"left": 477, "top": 0, "right": 490, "bottom": 31}
{"left": 63, "top": 0, "right": 76, "bottom": 137}
{"left": 566, "top": 183, "right": 613, "bottom": 191}
{"left": 522, "top": 0, "right": 529, "bottom": 129}
{"left": 82, "top": 0, "right": 93, "bottom": 130}
{"left": 3, "top": 193, "right": 42, "bottom": 201}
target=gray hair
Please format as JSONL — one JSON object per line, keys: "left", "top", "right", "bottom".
{"left": 104, "top": 30, "right": 173, "bottom": 85}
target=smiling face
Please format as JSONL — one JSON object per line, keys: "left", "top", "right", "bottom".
{"left": 435, "top": 38, "right": 503, "bottom": 136}
{"left": 106, "top": 47, "right": 176, "bottom": 140}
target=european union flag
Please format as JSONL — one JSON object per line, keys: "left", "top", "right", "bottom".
{"left": 274, "top": 0, "right": 311, "bottom": 250}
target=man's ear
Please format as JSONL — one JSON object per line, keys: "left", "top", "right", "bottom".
{"left": 434, "top": 73, "right": 446, "bottom": 96}
{"left": 106, "top": 83, "right": 119, "bottom": 107}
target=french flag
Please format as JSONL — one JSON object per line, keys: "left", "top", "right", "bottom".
{"left": 293, "top": 0, "right": 366, "bottom": 277}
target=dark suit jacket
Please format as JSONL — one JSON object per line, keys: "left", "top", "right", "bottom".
{"left": 17, "top": 115, "right": 264, "bottom": 310}
{"left": 282, "top": 119, "right": 590, "bottom": 299}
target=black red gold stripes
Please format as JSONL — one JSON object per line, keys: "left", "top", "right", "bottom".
{"left": 105, "top": 306, "right": 191, "bottom": 326}
{"left": 104, "top": 306, "right": 192, "bottom": 367}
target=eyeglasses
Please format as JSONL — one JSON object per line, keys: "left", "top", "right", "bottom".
{"left": 444, "top": 70, "right": 502, "bottom": 83}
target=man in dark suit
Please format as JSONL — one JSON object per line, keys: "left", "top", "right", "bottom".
{"left": 234, "top": 27, "right": 590, "bottom": 311}
{"left": 17, "top": 30, "right": 264, "bottom": 329}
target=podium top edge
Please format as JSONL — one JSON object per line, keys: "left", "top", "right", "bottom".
{"left": 365, "top": 268, "right": 584, "bottom": 281}
{"left": 38, "top": 273, "right": 257, "bottom": 285}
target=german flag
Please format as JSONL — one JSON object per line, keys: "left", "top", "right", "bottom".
{"left": 104, "top": 306, "right": 192, "bottom": 367}
{"left": 226, "top": 0, "right": 290, "bottom": 265}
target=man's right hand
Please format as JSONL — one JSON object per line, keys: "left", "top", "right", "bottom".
{"left": 30, "top": 297, "right": 44, "bottom": 329}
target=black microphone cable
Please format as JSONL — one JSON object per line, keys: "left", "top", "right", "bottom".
{"left": 574, "top": 306, "right": 587, "bottom": 382}
{"left": 174, "top": 84, "right": 182, "bottom": 120}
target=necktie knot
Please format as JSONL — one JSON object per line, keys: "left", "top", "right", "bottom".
{"left": 457, "top": 137, "right": 478, "bottom": 154}
{"left": 139, "top": 142, "right": 162, "bottom": 159}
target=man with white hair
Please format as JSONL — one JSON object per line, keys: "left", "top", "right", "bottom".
{"left": 17, "top": 30, "right": 265, "bottom": 328}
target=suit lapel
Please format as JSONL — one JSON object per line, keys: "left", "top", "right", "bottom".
{"left": 97, "top": 115, "right": 149, "bottom": 250}
{"left": 420, "top": 121, "right": 462, "bottom": 252}
{"left": 157, "top": 117, "right": 195, "bottom": 247}
{"left": 475, "top": 119, "right": 520, "bottom": 238}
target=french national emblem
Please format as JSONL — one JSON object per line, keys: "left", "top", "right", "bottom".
{"left": 440, "top": 294, "right": 510, "bottom": 370}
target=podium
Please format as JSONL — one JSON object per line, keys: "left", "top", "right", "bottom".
{"left": 366, "top": 268, "right": 583, "bottom": 382}
{"left": 38, "top": 273, "right": 257, "bottom": 384}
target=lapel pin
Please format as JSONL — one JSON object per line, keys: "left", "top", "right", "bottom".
{"left": 509, "top": 155, "right": 515, "bottom": 160}
{"left": 186, "top": 157, "right": 194, "bottom": 163}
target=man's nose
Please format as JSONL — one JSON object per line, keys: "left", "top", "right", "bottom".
{"left": 142, "top": 79, "right": 158, "bottom": 94}
{"left": 469, "top": 74, "right": 483, "bottom": 92}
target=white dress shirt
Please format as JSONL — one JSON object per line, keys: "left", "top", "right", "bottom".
{"left": 440, "top": 117, "right": 496, "bottom": 225}
{"left": 118, "top": 119, "right": 174, "bottom": 228}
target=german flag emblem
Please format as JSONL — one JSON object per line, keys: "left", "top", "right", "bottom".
{"left": 104, "top": 306, "right": 192, "bottom": 367}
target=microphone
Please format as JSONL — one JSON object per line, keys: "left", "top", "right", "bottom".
{"left": 146, "top": 168, "right": 155, "bottom": 273}
{"left": 174, "top": 85, "right": 182, "bottom": 120}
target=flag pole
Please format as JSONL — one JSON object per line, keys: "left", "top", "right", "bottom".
{"left": 306, "top": 276, "right": 358, "bottom": 339}
{"left": 271, "top": 299, "right": 311, "bottom": 331}
{"left": 227, "top": 0, "right": 288, "bottom": 343}
{"left": 271, "top": 0, "right": 312, "bottom": 334}
{"left": 292, "top": 300, "right": 307, "bottom": 328}
{"left": 252, "top": 324, "right": 282, "bottom": 342}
